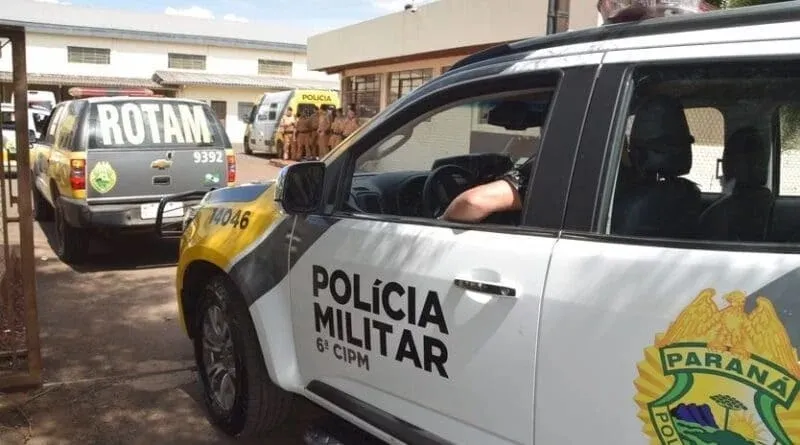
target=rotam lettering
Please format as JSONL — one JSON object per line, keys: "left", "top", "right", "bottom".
{"left": 96, "top": 103, "right": 213, "bottom": 146}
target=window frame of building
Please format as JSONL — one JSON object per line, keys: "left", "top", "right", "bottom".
{"left": 386, "top": 68, "right": 434, "bottom": 105}
{"left": 258, "top": 59, "right": 293, "bottom": 76}
{"left": 343, "top": 74, "right": 382, "bottom": 119}
{"left": 168, "top": 53, "right": 207, "bottom": 70}
{"left": 238, "top": 102, "right": 255, "bottom": 122}
{"left": 67, "top": 46, "right": 111, "bottom": 65}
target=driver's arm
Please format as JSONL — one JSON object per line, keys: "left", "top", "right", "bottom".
{"left": 440, "top": 176, "right": 522, "bottom": 223}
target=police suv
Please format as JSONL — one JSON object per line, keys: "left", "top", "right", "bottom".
{"left": 162, "top": 3, "right": 800, "bottom": 444}
{"left": 33, "top": 97, "right": 235, "bottom": 263}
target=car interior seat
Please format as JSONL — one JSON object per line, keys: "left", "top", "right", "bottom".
{"left": 611, "top": 95, "right": 703, "bottom": 239}
{"left": 697, "top": 126, "right": 774, "bottom": 242}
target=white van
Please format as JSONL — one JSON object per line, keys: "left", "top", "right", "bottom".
{"left": 11, "top": 90, "right": 57, "bottom": 112}
{"left": 243, "top": 89, "right": 340, "bottom": 156}
{"left": 1, "top": 103, "right": 51, "bottom": 175}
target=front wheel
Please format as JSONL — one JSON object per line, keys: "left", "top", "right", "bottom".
{"left": 194, "top": 275, "right": 294, "bottom": 438}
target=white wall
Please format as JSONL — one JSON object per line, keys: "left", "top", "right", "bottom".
{"left": 0, "top": 32, "right": 337, "bottom": 82}
{"left": 178, "top": 86, "right": 266, "bottom": 143}
{"left": 308, "top": 0, "right": 601, "bottom": 72}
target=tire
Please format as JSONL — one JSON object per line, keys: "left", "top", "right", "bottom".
{"left": 195, "top": 275, "right": 294, "bottom": 438}
{"left": 243, "top": 138, "right": 253, "bottom": 155}
{"left": 32, "top": 185, "right": 53, "bottom": 222}
{"left": 53, "top": 198, "right": 89, "bottom": 264}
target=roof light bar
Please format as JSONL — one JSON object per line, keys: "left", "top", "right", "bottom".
{"left": 598, "top": 0, "right": 718, "bottom": 24}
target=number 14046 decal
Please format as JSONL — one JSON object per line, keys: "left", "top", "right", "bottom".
{"left": 209, "top": 207, "right": 251, "bottom": 229}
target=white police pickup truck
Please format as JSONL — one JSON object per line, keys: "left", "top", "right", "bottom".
{"left": 165, "top": 2, "right": 800, "bottom": 444}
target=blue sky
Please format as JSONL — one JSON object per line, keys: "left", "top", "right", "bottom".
{"left": 40, "top": 0, "right": 433, "bottom": 33}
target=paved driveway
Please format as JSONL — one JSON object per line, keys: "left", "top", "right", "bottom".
{"left": 0, "top": 153, "right": 332, "bottom": 445}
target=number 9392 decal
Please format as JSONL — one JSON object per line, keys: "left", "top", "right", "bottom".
{"left": 194, "top": 150, "right": 224, "bottom": 163}
{"left": 208, "top": 207, "right": 252, "bottom": 230}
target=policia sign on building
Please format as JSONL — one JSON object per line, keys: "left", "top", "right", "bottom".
{"left": 311, "top": 265, "right": 450, "bottom": 378}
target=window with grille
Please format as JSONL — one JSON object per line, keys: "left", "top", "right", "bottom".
{"left": 258, "top": 59, "right": 293, "bottom": 76}
{"left": 168, "top": 53, "right": 206, "bottom": 70}
{"left": 387, "top": 69, "right": 433, "bottom": 104}
{"left": 67, "top": 46, "right": 110, "bottom": 65}
{"left": 344, "top": 74, "right": 381, "bottom": 118}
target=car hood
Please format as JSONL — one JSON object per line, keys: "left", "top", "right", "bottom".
{"left": 201, "top": 180, "right": 276, "bottom": 206}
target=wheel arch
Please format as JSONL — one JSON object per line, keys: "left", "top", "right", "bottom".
{"left": 180, "top": 259, "right": 241, "bottom": 338}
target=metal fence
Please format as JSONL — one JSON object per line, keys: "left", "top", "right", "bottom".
{"left": 0, "top": 27, "right": 42, "bottom": 392}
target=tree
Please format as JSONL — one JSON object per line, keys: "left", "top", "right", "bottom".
{"left": 710, "top": 393, "right": 748, "bottom": 430}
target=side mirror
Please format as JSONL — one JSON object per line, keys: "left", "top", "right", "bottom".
{"left": 274, "top": 161, "right": 325, "bottom": 215}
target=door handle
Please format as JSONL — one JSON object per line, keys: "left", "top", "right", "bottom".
{"left": 453, "top": 278, "right": 517, "bottom": 297}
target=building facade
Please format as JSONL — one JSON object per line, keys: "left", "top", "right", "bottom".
{"left": 0, "top": 0, "right": 339, "bottom": 144}
{"left": 307, "top": 0, "right": 601, "bottom": 120}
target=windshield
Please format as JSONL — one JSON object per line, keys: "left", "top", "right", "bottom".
{"left": 86, "top": 100, "right": 225, "bottom": 149}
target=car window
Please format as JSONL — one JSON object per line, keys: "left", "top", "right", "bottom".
{"left": 54, "top": 101, "right": 86, "bottom": 151}
{"left": 85, "top": 100, "right": 225, "bottom": 149}
{"left": 44, "top": 104, "right": 66, "bottom": 145}
{"left": 340, "top": 82, "right": 558, "bottom": 225}
{"left": 604, "top": 61, "right": 800, "bottom": 243}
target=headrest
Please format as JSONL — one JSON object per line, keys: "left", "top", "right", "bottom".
{"left": 629, "top": 95, "right": 695, "bottom": 177}
{"left": 723, "top": 127, "right": 768, "bottom": 187}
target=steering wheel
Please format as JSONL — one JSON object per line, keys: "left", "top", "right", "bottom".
{"left": 421, "top": 164, "right": 477, "bottom": 218}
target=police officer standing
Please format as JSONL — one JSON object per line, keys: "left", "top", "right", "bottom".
{"left": 308, "top": 105, "right": 320, "bottom": 159}
{"left": 341, "top": 106, "right": 360, "bottom": 140}
{"left": 316, "top": 107, "right": 332, "bottom": 158}
{"left": 294, "top": 109, "right": 312, "bottom": 160}
{"left": 328, "top": 108, "right": 345, "bottom": 151}
{"left": 278, "top": 106, "right": 296, "bottom": 161}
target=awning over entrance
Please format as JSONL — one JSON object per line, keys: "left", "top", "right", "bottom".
{"left": 0, "top": 71, "right": 167, "bottom": 89}
{"left": 152, "top": 70, "right": 339, "bottom": 90}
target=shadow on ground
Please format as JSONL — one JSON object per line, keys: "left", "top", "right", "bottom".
{"left": 0, "top": 377, "right": 327, "bottom": 445}
{"left": 37, "top": 221, "right": 180, "bottom": 273}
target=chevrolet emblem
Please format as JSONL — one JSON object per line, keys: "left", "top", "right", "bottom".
{"left": 151, "top": 158, "right": 173, "bottom": 170}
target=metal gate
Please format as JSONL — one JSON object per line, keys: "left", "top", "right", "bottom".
{"left": 0, "top": 26, "right": 42, "bottom": 391}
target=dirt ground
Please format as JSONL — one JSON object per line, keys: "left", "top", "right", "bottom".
{"left": 0, "top": 152, "right": 331, "bottom": 445}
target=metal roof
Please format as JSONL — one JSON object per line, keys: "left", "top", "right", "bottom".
{"left": 0, "top": 72, "right": 168, "bottom": 89}
{"left": 152, "top": 70, "right": 340, "bottom": 90}
{"left": 0, "top": 0, "right": 310, "bottom": 52}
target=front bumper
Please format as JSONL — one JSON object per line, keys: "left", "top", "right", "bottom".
{"left": 59, "top": 197, "right": 199, "bottom": 230}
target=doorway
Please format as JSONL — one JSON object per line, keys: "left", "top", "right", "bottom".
{"left": 210, "top": 100, "right": 227, "bottom": 130}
